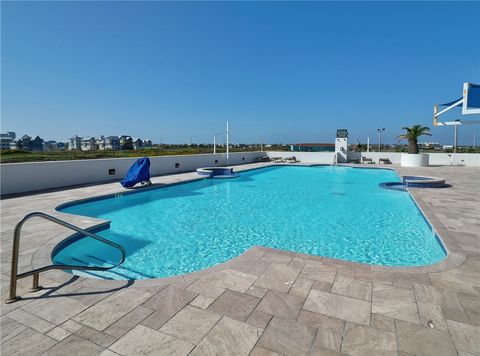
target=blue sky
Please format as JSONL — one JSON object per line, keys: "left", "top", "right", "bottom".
{"left": 2, "top": 1, "right": 479, "bottom": 145}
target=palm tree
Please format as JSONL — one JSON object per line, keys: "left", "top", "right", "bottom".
{"left": 398, "top": 125, "right": 431, "bottom": 154}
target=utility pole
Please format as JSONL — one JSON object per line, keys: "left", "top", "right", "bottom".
{"left": 260, "top": 137, "right": 264, "bottom": 152}
{"left": 367, "top": 137, "right": 370, "bottom": 152}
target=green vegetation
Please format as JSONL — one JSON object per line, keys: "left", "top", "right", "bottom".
{"left": 397, "top": 125, "right": 432, "bottom": 154}
{"left": 0, "top": 144, "right": 289, "bottom": 164}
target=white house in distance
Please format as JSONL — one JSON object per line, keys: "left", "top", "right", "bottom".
{"left": 0, "top": 132, "right": 16, "bottom": 150}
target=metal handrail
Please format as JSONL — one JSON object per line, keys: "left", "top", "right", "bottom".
{"left": 6, "top": 212, "right": 126, "bottom": 303}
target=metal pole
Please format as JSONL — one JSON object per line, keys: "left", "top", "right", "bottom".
{"left": 213, "top": 135, "right": 216, "bottom": 155}
{"left": 261, "top": 137, "right": 263, "bottom": 152}
{"left": 367, "top": 137, "right": 370, "bottom": 152}
{"left": 378, "top": 131, "right": 381, "bottom": 152}
{"left": 226, "top": 121, "right": 229, "bottom": 163}
{"left": 454, "top": 125, "right": 458, "bottom": 154}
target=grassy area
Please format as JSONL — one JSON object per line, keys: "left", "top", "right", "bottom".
{"left": 2, "top": 145, "right": 476, "bottom": 163}
{"left": 0, "top": 147, "right": 264, "bottom": 164}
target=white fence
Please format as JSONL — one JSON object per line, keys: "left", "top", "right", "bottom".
{"left": 2, "top": 150, "right": 479, "bottom": 195}
{"left": 0, "top": 152, "right": 264, "bottom": 195}
{"left": 265, "top": 151, "right": 480, "bottom": 166}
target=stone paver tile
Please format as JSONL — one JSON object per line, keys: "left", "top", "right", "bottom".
{"left": 372, "top": 284, "right": 419, "bottom": 324}
{"left": 303, "top": 289, "right": 370, "bottom": 325}
{"left": 208, "top": 289, "right": 260, "bottom": 321}
{"left": 143, "top": 285, "right": 196, "bottom": 311}
{"left": 289, "top": 257, "right": 307, "bottom": 270}
{"left": 312, "top": 280, "right": 333, "bottom": 292}
{"left": 7, "top": 308, "right": 55, "bottom": 333}
{"left": 355, "top": 269, "right": 393, "bottom": 286}
{"left": 189, "top": 294, "right": 215, "bottom": 309}
{"left": 246, "top": 309, "right": 273, "bottom": 329}
{"left": 289, "top": 276, "right": 314, "bottom": 298}
{"left": 75, "top": 325, "right": 117, "bottom": 347}
{"left": 46, "top": 326, "right": 71, "bottom": 342}
{"left": 430, "top": 265, "right": 480, "bottom": 293}
{"left": 246, "top": 284, "right": 268, "bottom": 299}
{"left": 0, "top": 315, "right": 28, "bottom": 343}
{"left": 230, "top": 259, "right": 270, "bottom": 276}
{"left": 1, "top": 328, "right": 57, "bottom": 356}
{"left": 257, "top": 316, "right": 316, "bottom": 356}
{"left": 250, "top": 346, "right": 282, "bottom": 356}
{"left": 255, "top": 263, "right": 300, "bottom": 293}
{"left": 256, "top": 290, "right": 304, "bottom": 320}
{"left": 301, "top": 261, "right": 337, "bottom": 283}
{"left": 141, "top": 285, "right": 196, "bottom": 329}
{"left": 260, "top": 251, "right": 293, "bottom": 265}
{"left": 314, "top": 328, "right": 342, "bottom": 352}
{"left": 370, "top": 313, "right": 395, "bottom": 333}
{"left": 446, "top": 319, "right": 480, "bottom": 354}
{"left": 417, "top": 302, "right": 448, "bottom": 331}
{"left": 74, "top": 288, "right": 152, "bottom": 331}
{"left": 60, "top": 319, "right": 83, "bottom": 333}
{"left": 341, "top": 323, "right": 397, "bottom": 356}
{"left": 413, "top": 282, "right": 470, "bottom": 324}
{"left": 110, "top": 324, "right": 194, "bottom": 356}
{"left": 457, "top": 351, "right": 478, "bottom": 356}
{"left": 160, "top": 305, "right": 221, "bottom": 344}
{"left": 190, "top": 317, "right": 261, "bottom": 356}
{"left": 458, "top": 292, "right": 480, "bottom": 314}
{"left": 331, "top": 276, "right": 372, "bottom": 302}
{"left": 297, "top": 309, "right": 345, "bottom": 334}
{"left": 310, "top": 345, "right": 348, "bottom": 355}
{"left": 187, "top": 279, "right": 225, "bottom": 299}
{"left": 21, "top": 296, "right": 89, "bottom": 325}
{"left": 99, "top": 350, "right": 121, "bottom": 356}
{"left": 104, "top": 305, "right": 153, "bottom": 338}
{"left": 466, "top": 310, "right": 480, "bottom": 326}
{"left": 395, "top": 319, "right": 457, "bottom": 356}
{"left": 200, "top": 269, "right": 257, "bottom": 293}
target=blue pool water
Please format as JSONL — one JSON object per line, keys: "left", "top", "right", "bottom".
{"left": 53, "top": 166, "right": 446, "bottom": 279}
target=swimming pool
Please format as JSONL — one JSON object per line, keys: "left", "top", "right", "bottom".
{"left": 53, "top": 166, "right": 446, "bottom": 279}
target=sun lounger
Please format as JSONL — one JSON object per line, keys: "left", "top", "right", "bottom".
{"left": 284, "top": 156, "right": 299, "bottom": 163}
{"left": 379, "top": 158, "right": 391, "bottom": 164}
{"left": 362, "top": 157, "right": 374, "bottom": 164}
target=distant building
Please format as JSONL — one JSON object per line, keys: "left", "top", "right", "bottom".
{"left": 98, "top": 136, "right": 121, "bottom": 150}
{"left": 420, "top": 142, "right": 441, "bottom": 149}
{"left": 133, "top": 138, "right": 143, "bottom": 150}
{"left": 30, "top": 136, "right": 45, "bottom": 151}
{"left": 0, "top": 131, "right": 16, "bottom": 150}
{"left": 290, "top": 143, "right": 335, "bottom": 152}
{"left": 119, "top": 135, "right": 133, "bottom": 150}
{"left": 81, "top": 137, "right": 97, "bottom": 151}
{"left": 17, "top": 135, "right": 32, "bottom": 150}
{"left": 69, "top": 135, "right": 82, "bottom": 150}
{"left": 143, "top": 139, "right": 152, "bottom": 147}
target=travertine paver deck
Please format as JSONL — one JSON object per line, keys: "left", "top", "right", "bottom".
{"left": 1, "top": 162, "right": 479, "bottom": 355}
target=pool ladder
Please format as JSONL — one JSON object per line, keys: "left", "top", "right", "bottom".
{"left": 5, "top": 212, "right": 126, "bottom": 303}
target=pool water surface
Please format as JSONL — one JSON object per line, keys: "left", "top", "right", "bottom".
{"left": 53, "top": 166, "right": 446, "bottom": 279}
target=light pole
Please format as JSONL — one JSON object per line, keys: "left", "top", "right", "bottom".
{"left": 213, "top": 121, "right": 230, "bottom": 162}
{"left": 377, "top": 128, "right": 385, "bottom": 152}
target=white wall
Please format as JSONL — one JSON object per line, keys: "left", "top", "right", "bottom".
{"left": 265, "top": 151, "right": 480, "bottom": 166}
{"left": 266, "top": 151, "right": 335, "bottom": 163}
{"left": 0, "top": 152, "right": 264, "bottom": 195}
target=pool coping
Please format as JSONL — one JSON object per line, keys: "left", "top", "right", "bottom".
{"left": 28, "top": 162, "right": 465, "bottom": 288}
